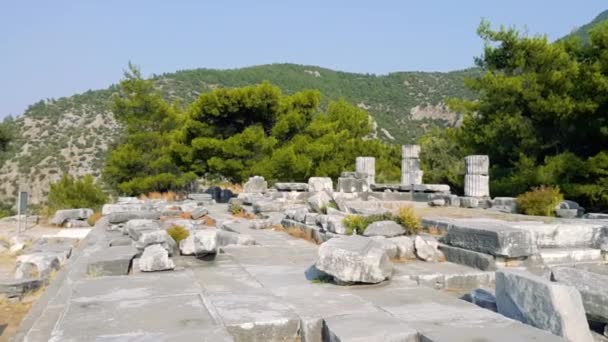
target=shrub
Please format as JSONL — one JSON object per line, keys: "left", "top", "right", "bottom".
{"left": 342, "top": 215, "right": 367, "bottom": 235}
{"left": 167, "top": 225, "right": 189, "bottom": 243}
{"left": 516, "top": 186, "right": 563, "bottom": 216}
{"left": 47, "top": 174, "right": 108, "bottom": 214}
{"left": 228, "top": 203, "right": 245, "bottom": 215}
{"left": 393, "top": 206, "right": 421, "bottom": 235}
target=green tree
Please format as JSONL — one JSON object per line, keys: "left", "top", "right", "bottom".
{"left": 48, "top": 174, "right": 108, "bottom": 212}
{"left": 104, "top": 63, "right": 196, "bottom": 195}
{"left": 448, "top": 20, "right": 608, "bottom": 209}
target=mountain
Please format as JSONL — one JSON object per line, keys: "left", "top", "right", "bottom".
{"left": 562, "top": 9, "right": 608, "bottom": 43}
{"left": 0, "top": 63, "right": 478, "bottom": 205}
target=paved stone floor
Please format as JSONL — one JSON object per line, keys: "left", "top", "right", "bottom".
{"left": 13, "top": 204, "right": 567, "bottom": 341}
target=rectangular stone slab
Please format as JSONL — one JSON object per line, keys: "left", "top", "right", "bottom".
{"left": 445, "top": 222, "right": 537, "bottom": 257}
{"left": 323, "top": 311, "right": 419, "bottom": 341}
{"left": 86, "top": 245, "right": 138, "bottom": 277}
{"left": 438, "top": 244, "right": 496, "bottom": 271}
{"left": 551, "top": 266, "right": 608, "bottom": 323}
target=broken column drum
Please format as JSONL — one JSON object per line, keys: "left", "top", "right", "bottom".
{"left": 464, "top": 155, "right": 490, "bottom": 197}
{"left": 355, "top": 157, "right": 375, "bottom": 185}
{"left": 401, "top": 145, "right": 423, "bottom": 185}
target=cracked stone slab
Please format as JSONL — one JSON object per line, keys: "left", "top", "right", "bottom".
{"left": 323, "top": 311, "right": 419, "bottom": 342}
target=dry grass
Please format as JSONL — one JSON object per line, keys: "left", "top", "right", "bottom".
{"left": 86, "top": 211, "right": 103, "bottom": 226}
{"left": 271, "top": 225, "right": 319, "bottom": 244}
{"left": 0, "top": 284, "right": 46, "bottom": 342}
{"left": 199, "top": 216, "right": 216, "bottom": 227}
{"left": 232, "top": 211, "right": 257, "bottom": 220}
{"left": 139, "top": 191, "right": 179, "bottom": 201}
{"left": 390, "top": 257, "right": 418, "bottom": 264}
{"left": 180, "top": 212, "right": 192, "bottom": 219}
{"left": 424, "top": 226, "right": 444, "bottom": 236}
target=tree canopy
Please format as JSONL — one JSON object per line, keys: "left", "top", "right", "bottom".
{"left": 104, "top": 65, "right": 400, "bottom": 195}
{"left": 424, "top": 20, "right": 608, "bottom": 210}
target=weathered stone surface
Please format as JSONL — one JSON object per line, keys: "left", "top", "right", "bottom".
{"left": 252, "top": 200, "right": 283, "bottom": 213}
{"left": 9, "top": 236, "right": 27, "bottom": 255}
{"left": 108, "top": 211, "right": 160, "bottom": 224}
{"left": 445, "top": 222, "right": 537, "bottom": 257}
{"left": 401, "top": 144, "right": 421, "bottom": 159}
{"left": 464, "top": 288, "right": 497, "bottom": 312}
{"left": 187, "top": 193, "right": 213, "bottom": 202}
{"left": 249, "top": 219, "right": 273, "bottom": 230}
{"left": 401, "top": 169, "right": 424, "bottom": 186}
{"left": 363, "top": 220, "right": 405, "bottom": 237}
{"left": 460, "top": 197, "right": 480, "bottom": 208}
{"left": 429, "top": 198, "right": 446, "bottom": 207}
{"left": 413, "top": 184, "right": 450, "bottom": 193}
{"left": 139, "top": 244, "right": 175, "bottom": 272}
{"left": 465, "top": 155, "right": 489, "bottom": 175}
{"left": 326, "top": 215, "right": 348, "bottom": 235}
{"left": 337, "top": 177, "right": 368, "bottom": 193}
{"left": 217, "top": 230, "right": 256, "bottom": 247}
{"left": 307, "top": 191, "right": 332, "bottom": 213}
{"left": 439, "top": 244, "right": 496, "bottom": 271}
{"left": 316, "top": 235, "right": 393, "bottom": 283}
{"left": 370, "top": 236, "right": 398, "bottom": 259}
{"left": 348, "top": 207, "right": 391, "bottom": 216}
{"left": 102, "top": 203, "right": 151, "bottom": 216}
{"left": 124, "top": 219, "right": 161, "bottom": 240}
{"left": 274, "top": 182, "right": 309, "bottom": 192}
{"left": 133, "top": 230, "right": 177, "bottom": 254}
{"left": 389, "top": 236, "right": 416, "bottom": 259}
{"left": 324, "top": 311, "right": 419, "bottom": 342}
{"left": 556, "top": 209, "right": 578, "bottom": 218}
{"left": 65, "top": 219, "right": 91, "bottom": 228}
{"left": 491, "top": 197, "right": 518, "bottom": 213}
{"left": 356, "top": 156, "right": 376, "bottom": 185}
{"left": 304, "top": 213, "right": 319, "bottom": 225}
{"left": 414, "top": 236, "right": 444, "bottom": 262}
{"left": 243, "top": 175, "right": 267, "bottom": 193}
{"left": 308, "top": 177, "right": 333, "bottom": 193}
{"left": 584, "top": 213, "right": 608, "bottom": 219}
{"left": 551, "top": 267, "right": 608, "bottom": 323}
{"left": 87, "top": 246, "right": 138, "bottom": 277}
{"left": 51, "top": 208, "right": 93, "bottom": 226}
{"left": 496, "top": 269, "right": 593, "bottom": 342}
{"left": 0, "top": 278, "right": 43, "bottom": 298}
{"left": 15, "top": 253, "right": 61, "bottom": 279}
{"left": 464, "top": 174, "right": 490, "bottom": 197}
{"left": 193, "top": 229, "right": 219, "bottom": 255}
{"left": 191, "top": 206, "right": 208, "bottom": 219}
{"left": 557, "top": 200, "right": 581, "bottom": 210}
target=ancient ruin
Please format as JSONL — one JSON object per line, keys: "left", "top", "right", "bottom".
{"left": 1, "top": 145, "right": 607, "bottom": 341}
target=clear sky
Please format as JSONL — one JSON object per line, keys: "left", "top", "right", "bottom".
{"left": 1, "top": 1, "right": 606, "bottom": 117}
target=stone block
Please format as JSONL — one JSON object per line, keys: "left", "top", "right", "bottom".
{"left": 460, "top": 197, "right": 479, "bottom": 208}
{"left": 316, "top": 235, "right": 393, "bottom": 283}
{"left": 308, "top": 177, "right": 333, "bottom": 193}
{"left": 414, "top": 236, "right": 444, "bottom": 262}
{"left": 324, "top": 311, "right": 419, "bottom": 342}
{"left": 363, "top": 221, "right": 406, "bottom": 237}
{"left": 243, "top": 176, "right": 267, "bottom": 193}
{"left": 191, "top": 206, "right": 208, "bottom": 219}
{"left": 87, "top": 246, "right": 138, "bottom": 277}
{"left": 465, "top": 155, "right": 489, "bottom": 175}
{"left": 496, "top": 269, "right": 593, "bottom": 342}
{"left": 274, "top": 182, "right": 309, "bottom": 192}
{"left": 108, "top": 211, "right": 160, "bottom": 224}
{"left": 556, "top": 209, "right": 578, "bottom": 218}
{"left": 401, "top": 170, "right": 424, "bottom": 186}
{"left": 464, "top": 174, "right": 490, "bottom": 197}
{"left": 252, "top": 200, "right": 283, "bottom": 213}
{"left": 401, "top": 144, "right": 421, "bottom": 159}
{"left": 551, "top": 267, "right": 608, "bottom": 324}
{"left": 307, "top": 191, "right": 332, "bottom": 213}
{"left": 439, "top": 243, "right": 496, "bottom": 271}
{"left": 51, "top": 208, "right": 93, "bottom": 226}
{"left": 445, "top": 222, "right": 537, "bottom": 258}
{"left": 15, "top": 253, "right": 61, "bottom": 279}
{"left": 124, "top": 219, "right": 161, "bottom": 240}
{"left": 413, "top": 184, "right": 450, "bottom": 193}
{"left": 390, "top": 236, "right": 416, "bottom": 259}
{"left": 355, "top": 156, "right": 376, "bottom": 185}
{"left": 139, "top": 244, "right": 175, "bottom": 272}
{"left": 337, "top": 177, "right": 368, "bottom": 193}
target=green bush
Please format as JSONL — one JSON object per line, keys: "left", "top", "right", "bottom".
{"left": 167, "top": 225, "right": 189, "bottom": 243}
{"left": 228, "top": 203, "right": 245, "bottom": 215}
{"left": 393, "top": 206, "right": 422, "bottom": 235}
{"left": 47, "top": 174, "right": 108, "bottom": 214}
{"left": 342, "top": 215, "right": 367, "bottom": 235}
{"left": 516, "top": 186, "right": 563, "bottom": 216}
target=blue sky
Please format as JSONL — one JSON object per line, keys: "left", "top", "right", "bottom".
{"left": 1, "top": 1, "right": 606, "bottom": 117}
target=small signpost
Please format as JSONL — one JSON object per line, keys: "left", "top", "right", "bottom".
{"left": 17, "top": 191, "right": 27, "bottom": 234}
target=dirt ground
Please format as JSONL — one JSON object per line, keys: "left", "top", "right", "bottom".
{"left": 0, "top": 297, "right": 35, "bottom": 342}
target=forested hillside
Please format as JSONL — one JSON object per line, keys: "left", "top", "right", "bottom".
{"left": 0, "top": 64, "right": 476, "bottom": 204}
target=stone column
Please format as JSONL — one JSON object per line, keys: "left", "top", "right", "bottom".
{"left": 401, "top": 145, "right": 423, "bottom": 185}
{"left": 464, "top": 155, "right": 489, "bottom": 197}
{"left": 355, "top": 157, "right": 375, "bottom": 185}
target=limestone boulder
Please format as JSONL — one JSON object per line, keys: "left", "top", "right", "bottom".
{"left": 191, "top": 207, "right": 209, "bottom": 220}
{"left": 326, "top": 215, "right": 348, "bottom": 235}
{"left": 307, "top": 191, "right": 332, "bottom": 213}
{"left": 445, "top": 221, "right": 537, "bottom": 258}
{"left": 249, "top": 219, "right": 273, "bottom": 230}
{"left": 308, "top": 177, "right": 333, "bottom": 193}
{"left": 363, "top": 221, "right": 405, "bottom": 238}
{"left": 243, "top": 176, "right": 267, "bottom": 193}
{"left": 139, "top": 244, "right": 175, "bottom": 272}
{"left": 414, "top": 235, "right": 444, "bottom": 262}
{"left": 193, "top": 230, "right": 219, "bottom": 255}
{"left": 15, "top": 253, "right": 61, "bottom": 279}
{"left": 51, "top": 208, "right": 93, "bottom": 226}
{"left": 496, "top": 269, "right": 593, "bottom": 342}
{"left": 389, "top": 236, "right": 415, "bottom": 259}
{"left": 316, "top": 235, "right": 392, "bottom": 284}
{"left": 125, "top": 219, "right": 161, "bottom": 240}
{"left": 252, "top": 200, "right": 283, "bottom": 213}
{"left": 133, "top": 230, "right": 177, "bottom": 255}
{"left": 369, "top": 236, "right": 398, "bottom": 258}
{"left": 551, "top": 267, "right": 608, "bottom": 324}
